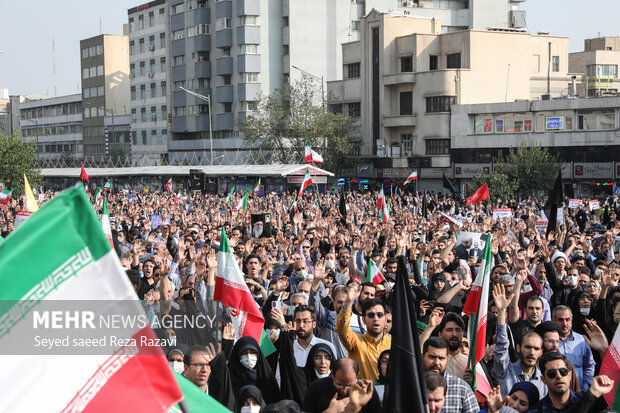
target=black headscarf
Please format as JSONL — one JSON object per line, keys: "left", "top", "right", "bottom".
{"left": 235, "top": 385, "right": 266, "bottom": 413}
{"left": 302, "top": 343, "right": 334, "bottom": 384}
{"left": 375, "top": 349, "right": 390, "bottom": 385}
{"left": 228, "top": 336, "right": 280, "bottom": 405}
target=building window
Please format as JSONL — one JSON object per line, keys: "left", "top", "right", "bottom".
{"left": 161, "top": 81, "right": 166, "bottom": 96}
{"left": 223, "top": 103, "right": 232, "bottom": 113}
{"left": 172, "top": 4, "right": 184, "bottom": 14}
{"left": 222, "top": 75, "right": 232, "bottom": 85}
{"left": 401, "top": 133, "right": 413, "bottom": 156}
{"left": 425, "top": 139, "right": 450, "bottom": 155}
{"left": 150, "top": 83, "right": 156, "bottom": 98}
{"left": 474, "top": 115, "right": 493, "bottom": 133}
{"left": 495, "top": 113, "right": 534, "bottom": 133}
{"left": 577, "top": 110, "right": 615, "bottom": 130}
{"left": 173, "top": 29, "right": 184, "bottom": 40}
{"left": 174, "top": 80, "right": 185, "bottom": 90}
{"left": 160, "top": 33, "right": 166, "bottom": 48}
{"left": 131, "top": 109, "right": 137, "bottom": 123}
{"left": 159, "top": 8, "right": 165, "bottom": 24}
{"left": 347, "top": 63, "right": 360, "bottom": 78}
{"left": 400, "top": 91, "right": 413, "bottom": 115}
{"left": 173, "top": 55, "right": 185, "bottom": 66}
{"left": 219, "top": 47, "right": 231, "bottom": 57}
{"left": 240, "top": 72, "right": 259, "bottom": 83}
{"left": 426, "top": 96, "right": 454, "bottom": 113}
{"left": 401, "top": 56, "right": 413, "bottom": 73}
{"left": 446, "top": 53, "right": 461, "bottom": 69}
{"left": 352, "top": 20, "right": 360, "bottom": 31}
{"left": 240, "top": 101, "right": 257, "bottom": 111}
{"left": 282, "top": 45, "right": 289, "bottom": 56}
{"left": 160, "top": 57, "right": 166, "bottom": 72}
{"left": 151, "top": 107, "right": 158, "bottom": 121}
{"left": 129, "top": 17, "right": 135, "bottom": 32}
{"left": 347, "top": 102, "right": 361, "bottom": 118}
{"left": 129, "top": 41, "right": 135, "bottom": 55}
{"left": 149, "top": 11, "right": 155, "bottom": 27}
{"left": 552, "top": 56, "right": 559, "bottom": 72}
{"left": 240, "top": 44, "right": 257, "bottom": 54}
{"left": 174, "top": 106, "right": 186, "bottom": 116}
{"left": 162, "top": 105, "right": 168, "bottom": 119}
{"left": 138, "top": 15, "right": 144, "bottom": 29}
{"left": 238, "top": 15, "right": 257, "bottom": 26}
{"left": 131, "top": 86, "right": 136, "bottom": 100}
{"left": 216, "top": 17, "right": 232, "bottom": 31}
{"left": 429, "top": 55, "right": 438, "bottom": 70}
{"left": 586, "top": 64, "right": 618, "bottom": 77}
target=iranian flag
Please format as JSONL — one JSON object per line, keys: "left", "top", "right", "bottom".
{"left": 226, "top": 185, "right": 235, "bottom": 203}
{"left": 0, "top": 189, "right": 12, "bottom": 205}
{"left": 311, "top": 200, "right": 320, "bottom": 213}
{"left": 304, "top": 142, "right": 323, "bottom": 164}
{"left": 462, "top": 234, "right": 493, "bottom": 391}
{"left": 150, "top": 196, "right": 159, "bottom": 209}
{"left": 236, "top": 187, "right": 248, "bottom": 212}
{"left": 101, "top": 198, "right": 113, "bottom": 247}
{"left": 404, "top": 170, "right": 418, "bottom": 185}
{"left": 213, "top": 228, "right": 265, "bottom": 342}
{"left": 165, "top": 178, "right": 172, "bottom": 193}
{"left": 601, "top": 322, "right": 620, "bottom": 410}
{"left": 94, "top": 187, "right": 104, "bottom": 205}
{"left": 174, "top": 192, "right": 181, "bottom": 205}
{"left": 377, "top": 184, "right": 385, "bottom": 210}
{"left": 366, "top": 258, "right": 385, "bottom": 286}
{"left": 380, "top": 202, "right": 390, "bottom": 222}
{"left": 252, "top": 178, "right": 261, "bottom": 192}
{"left": 103, "top": 179, "right": 113, "bottom": 191}
{"left": 290, "top": 199, "right": 298, "bottom": 213}
{"left": 0, "top": 185, "right": 183, "bottom": 412}
{"left": 298, "top": 169, "right": 313, "bottom": 197}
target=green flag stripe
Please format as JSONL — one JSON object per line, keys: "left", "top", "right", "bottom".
{"left": 219, "top": 228, "right": 232, "bottom": 254}
{"left": 0, "top": 184, "right": 111, "bottom": 302}
{"left": 172, "top": 372, "right": 231, "bottom": 413}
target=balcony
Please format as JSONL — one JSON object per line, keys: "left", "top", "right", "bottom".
{"left": 383, "top": 73, "right": 416, "bottom": 85}
{"left": 216, "top": 85, "right": 233, "bottom": 103}
{"left": 383, "top": 114, "right": 416, "bottom": 128}
{"left": 195, "top": 61, "right": 212, "bottom": 77}
{"left": 237, "top": 54, "right": 260, "bottom": 72}
{"left": 215, "top": 57, "right": 233, "bottom": 75}
{"left": 237, "top": 26, "right": 260, "bottom": 45}
{"left": 238, "top": 83, "right": 261, "bottom": 101}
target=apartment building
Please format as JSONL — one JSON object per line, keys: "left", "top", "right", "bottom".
{"left": 128, "top": 0, "right": 171, "bottom": 165}
{"left": 327, "top": 11, "right": 569, "bottom": 169}
{"left": 569, "top": 37, "right": 620, "bottom": 97}
{"left": 80, "top": 33, "right": 131, "bottom": 161}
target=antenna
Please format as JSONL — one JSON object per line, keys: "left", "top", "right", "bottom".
{"left": 52, "top": 37, "right": 57, "bottom": 97}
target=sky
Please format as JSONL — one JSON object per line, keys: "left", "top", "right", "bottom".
{"left": 1, "top": 0, "right": 619, "bottom": 97}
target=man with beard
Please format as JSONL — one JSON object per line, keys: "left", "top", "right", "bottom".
{"left": 493, "top": 284, "right": 546, "bottom": 399}
{"left": 291, "top": 305, "right": 336, "bottom": 367}
{"left": 422, "top": 337, "right": 479, "bottom": 413}
{"left": 438, "top": 313, "right": 468, "bottom": 379}
{"left": 509, "top": 296, "right": 544, "bottom": 347}
{"left": 553, "top": 306, "right": 595, "bottom": 391}
{"left": 527, "top": 352, "right": 613, "bottom": 413}
{"left": 348, "top": 282, "right": 376, "bottom": 335}
{"left": 336, "top": 286, "right": 391, "bottom": 381}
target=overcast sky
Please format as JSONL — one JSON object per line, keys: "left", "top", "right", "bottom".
{"left": 1, "top": 0, "right": 618, "bottom": 97}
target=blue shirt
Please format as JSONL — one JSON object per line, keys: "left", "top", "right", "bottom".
{"left": 494, "top": 324, "right": 547, "bottom": 398}
{"left": 526, "top": 391, "right": 586, "bottom": 413}
{"left": 558, "top": 331, "right": 594, "bottom": 390}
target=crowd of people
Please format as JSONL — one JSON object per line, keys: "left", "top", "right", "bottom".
{"left": 2, "top": 184, "right": 620, "bottom": 413}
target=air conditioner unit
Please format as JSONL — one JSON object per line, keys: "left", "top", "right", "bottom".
{"left": 149, "top": 45, "right": 155, "bottom": 51}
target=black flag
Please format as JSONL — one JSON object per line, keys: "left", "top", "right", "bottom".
{"left": 384, "top": 256, "right": 428, "bottom": 413}
{"left": 339, "top": 189, "right": 347, "bottom": 221}
{"left": 543, "top": 170, "right": 563, "bottom": 234}
{"left": 421, "top": 192, "right": 428, "bottom": 220}
{"left": 443, "top": 173, "right": 456, "bottom": 195}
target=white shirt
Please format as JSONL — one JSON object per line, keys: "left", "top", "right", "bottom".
{"left": 292, "top": 335, "right": 337, "bottom": 367}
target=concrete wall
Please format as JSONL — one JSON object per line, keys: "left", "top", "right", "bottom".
{"left": 104, "top": 35, "right": 131, "bottom": 117}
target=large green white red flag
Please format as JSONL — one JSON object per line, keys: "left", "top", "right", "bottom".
{"left": 252, "top": 178, "right": 261, "bottom": 192}
{"left": 226, "top": 185, "right": 235, "bottom": 203}
{"left": 213, "top": 228, "right": 265, "bottom": 342}
{"left": 376, "top": 184, "right": 385, "bottom": 210}
{"left": 101, "top": 198, "right": 113, "bottom": 247}
{"left": 298, "top": 169, "right": 313, "bottom": 197}
{"left": 462, "top": 234, "right": 493, "bottom": 391}
{"left": 0, "top": 185, "right": 182, "bottom": 412}
{"left": 0, "top": 189, "right": 12, "bottom": 205}
{"left": 601, "top": 323, "right": 620, "bottom": 410}
{"left": 366, "top": 259, "right": 385, "bottom": 286}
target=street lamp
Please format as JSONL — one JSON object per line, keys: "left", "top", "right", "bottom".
{"left": 292, "top": 65, "right": 325, "bottom": 109}
{"left": 179, "top": 86, "right": 214, "bottom": 165}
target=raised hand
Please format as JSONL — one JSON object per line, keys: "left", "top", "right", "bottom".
{"left": 583, "top": 319, "right": 609, "bottom": 357}
{"left": 347, "top": 380, "right": 374, "bottom": 412}
{"left": 487, "top": 386, "right": 508, "bottom": 413}
{"left": 588, "top": 375, "right": 614, "bottom": 398}
{"left": 223, "top": 322, "right": 235, "bottom": 341}
{"left": 427, "top": 307, "right": 445, "bottom": 328}
{"left": 492, "top": 283, "right": 513, "bottom": 312}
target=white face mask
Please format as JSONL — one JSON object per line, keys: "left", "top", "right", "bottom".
{"left": 594, "top": 268, "right": 603, "bottom": 278}
{"left": 240, "top": 406, "right": 261, "bottom": 413}
{"left": 325, "top": 260, "right": 336, "bottom": 270}
{"left": 297, "top": 270, "right": 309, "bottom": 280}
{"left": 169, "top": 361, "right": 184, "bottom": 374}
{"left": 567, "top": 276, "right": 578, "bottom": 287}
{"left": 240, "top": 353, "right": 258, "bottom": 370}
{"left": 386, "top": 281, "right": 395, "bottom": 291}
{"left": 580, "top": 308, "right": 590, "bottom": 316}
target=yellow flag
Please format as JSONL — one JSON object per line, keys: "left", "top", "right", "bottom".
{"left": 24, "top": 174, "right": 39, "bottom": 212}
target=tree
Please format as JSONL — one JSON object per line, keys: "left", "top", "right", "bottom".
{"left": 241, "top": 75, "right": 357, "bottom": 171}
{"left": 471, "top": 171, "right": 517, "bottom": 204}
{"left": 0, "top": 131, "right": 41, "bottom": 195}
{"left": 493, "top": 142, "right": 560, "bottom": 197}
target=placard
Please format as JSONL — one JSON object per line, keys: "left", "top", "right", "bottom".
{"left": 568, "top": 199, "right": 581, "bottom": 209}
{"left": 589, "top": 199, "right": 601, "bottom": 210}
{"left": 14, "top": 211, "right": 34, "bottom": 229}
{"left": 535, "top": 221, "right": 548, "bottom": 233}
{"left": 492, "top": 208, "right": 512, "bottom": 221}
{"left": 151, "top": 214, "right": 163, "bottom": 229}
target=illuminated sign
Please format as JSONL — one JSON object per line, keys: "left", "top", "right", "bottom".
{"left": 545, "top": 117, "right": 564, "bottom": 130}
{"left": 337, "top": 178, "right": 345, "bottom": 186}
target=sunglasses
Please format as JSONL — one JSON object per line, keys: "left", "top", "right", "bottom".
{"left": 546, "top": 368, "right": 569, "bottom": 379}
{"left": 365, "top": 312, "right": 385, "bottom": 319}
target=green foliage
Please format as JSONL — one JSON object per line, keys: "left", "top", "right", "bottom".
{"left": 0, "top": 131, "right": 41, "bottom": 196}
{"left": 471, "top": 171, "right": 517, "bottom": 204}
{"left": 241, "top": 75, "right": 357, "bottom": 171}
{"left": 493, "top": 142, "right": 560, "bottom": 196}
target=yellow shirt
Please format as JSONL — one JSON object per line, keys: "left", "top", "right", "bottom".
{"left": 336, "top": 309, "right": 392, "bottom": 381}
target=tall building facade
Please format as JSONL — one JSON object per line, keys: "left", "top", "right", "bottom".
{"left": 327, "top": 11, "right": 568, "bottom": 169}
{"left": 165, "top": 0, "right": 527, "bottom": 164}
{"left": 569, "top": 37, "right": 620, "bottom": 97}
{"left": 80, "top": 34, "right": 131, "bottom": 161}
{"left": 128, "top": 0, "right": 171, "bottom": 165}
{"left": 18, "top": 94, "right": 83, "bottom": 161}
